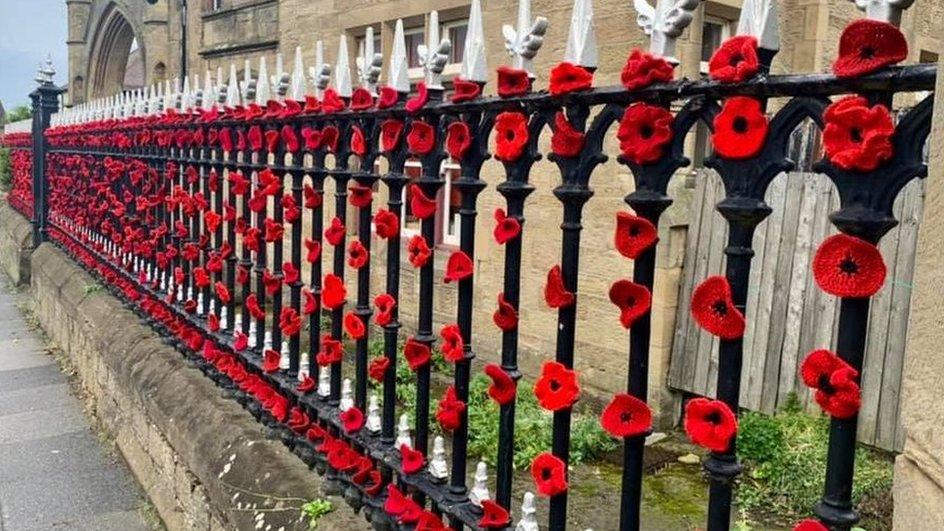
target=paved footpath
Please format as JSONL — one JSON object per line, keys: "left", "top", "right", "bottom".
{"left": 0, "top": 274, "right": 156, "bottom": 531}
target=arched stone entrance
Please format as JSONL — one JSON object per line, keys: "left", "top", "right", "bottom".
{"left": 87, "top": 3, "right": 142, "bottom": 99}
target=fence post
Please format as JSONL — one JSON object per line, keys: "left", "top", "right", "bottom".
{"left": 29, "top": 57, "right": 63, "bottom": 248}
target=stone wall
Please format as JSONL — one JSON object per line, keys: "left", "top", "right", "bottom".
{"left": 0, "top": 204, "right": 33, "bottom": 286}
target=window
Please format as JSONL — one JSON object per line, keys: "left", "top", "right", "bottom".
{"left": 398, "top": 159, "right": 461, "bottom": 246}
{"left": 443, "top": 19, "right": 468, "bottom": 65}
{"left": 404, "top": 27, "right": 425, "bottom": 69}
{"left": 355, "top": 32, "right": 382, "bottom": 59}
{"left": 204, "top": 0, "right": 223, "bottom": 11}
{"left": 700, "top": 16, "right": 735, "bottom": 74}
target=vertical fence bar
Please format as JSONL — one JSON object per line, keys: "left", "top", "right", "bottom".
{"left": 288, "top": 125, "right": 304, "bottom": 375}
{"left": 329, "top": 122, "right": 351, "bottom": 405}
{"left": 29, "top": 80, "right": 62, "bottom": 247}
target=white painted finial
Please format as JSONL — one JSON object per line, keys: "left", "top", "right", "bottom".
{"left": 291, "top": 46, "right": 307, "bottom": 101}
{"left": 428, "top": 436, "right": 449, "bottom": 481}
{"left": 469, "top": 461, "right": 490, "bottom": 507}
{"left": 317, "top": 367, "right": 331, "bottom": 397}
{"left": 634, "top": 0, "right": 701, "bottom": 64}
{"left": 308, "top": 40, "right": 332, "bottom": 97}
{"left": 182, "top": 76, "right": 192, "bottom": 110}
{"left": 850, "top": 0, "right": 914, "bottom": 26}
{"left": 459, "top": 0, "right": 488, "bottom": 82}
{"left": 516, "top": 492, "right": 540, "bottom": 531}
{"left": 272, "top": 52, "right": 285, "bottom": 99}
{"left": 503, "top": 0, "right": 548, "bottom": 76}
{"left": 366, "top": 394, "right": 382, "bottom": 433}
{"left": 226, "top": 62, "right": 240, "bottom": 107}
{"left": 240, "top": 59, "right": 252, "bottom": 102}
{"left": 388, "top": 20, "right": 411, "bottom": 92}
{"left": 396, "top": 413, "right": 412, "bottom": 449}
{"left": 736, "top": 0, "right": 780, "bottom": 53}
{"left": 564, "top": 0, "right": 597, "bottom": 67}
{"left": 256, "top": 56, "right": 271, "bottom": 103}
{"left": 339, "top": 378, "right": 354, "bottom": 411}
{"left": 356, "top": 27, "right": 383, "bottom": 93}
{"left": 417, "top": 11, "right": 451, "bottom": 89}
{"left": 335, "top": 34, "right": 353, "bottom": 98}
{"left": 202, "top": 71, "right": 214, "bottom": 110}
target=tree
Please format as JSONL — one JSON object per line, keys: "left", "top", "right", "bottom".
{"left": 3, "top": 105, "right": 30, "bottom": 124}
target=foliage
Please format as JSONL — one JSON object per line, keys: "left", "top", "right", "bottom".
{"left": 3, "top": 105, "right": 31, "bottom": 124}
{"left": 0, "top": 148, "right": 9, "bottom": 189}
{"left": 301, "top": 499, "right": 334, "bottom": 529}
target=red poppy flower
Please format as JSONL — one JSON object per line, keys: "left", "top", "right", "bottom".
{"left": 712, "top": 96, "right": 769, "bottom": 160}
{"left": 436, "top": 386, "right": 467, "bottom": 431}
{"left": 621, "top": 48, "right": 674, "bottom": 90}
{"left": 822, "top": 96, "right": 894, "bottom": 172}
{"left": 263, "top": 348, "right": 281, "bottom": 373}
{"left": 531, "top": 451, "right": 569, "bottom": 497}
{"left": 446, "top": 121, "right": 472, "bottom": 161}
{"left": 600, "top": 393, "right": 652, "bottom": 438}
{"left": 497, "top": 66, "right": 530, "bottom": 98}
{"left": 350, "top": 87, "right": 374, "bottom": 110}
{"left": 549, "top": 62, "right": 593, "bottom": 95}
{"left": 369, "top": 356, "right": 390, "bottom": 382}
{"left": 479, "top": 500, "right": 511, "bottom": 529}
{"left": 321, "top": 90, "right": 346, "bottom": 114}
{"left": 234, "top": 331, "right": 248, "bottom": 351}
{"left": 794, "top": 519, "right": 828, "bottom": 531}
{"left": 493, "top": 208, "right": 521, "bottom": 244}
{"left": 297, "top": 376, "right": 315, "bottom": 394}
{"left": 378, "top": 86, "right": 399, "bottom": 109}
{"left": 439, "top": 324, "right": 464, "bottom": 362}
{"left": 614, "top": 212, "right": 658, "bottom": 259}
{"left": 304, "top": 238, "right": 322, "bottom": 263}
{"left": 551, "top": 111, "right": 586, "bottom": 158}
{"left": 690, "top": 275, "right": 745, "bottom": 339}
{"left": 493, "top": 293, "right": 518, "bottom": 331}
{"left": 380, "top": 119, "right": 404, "bottom": 152}
{"left": 406, "top": 120, "right": 435, "bottom": 156}
{"left": 303, "top": 183, "right": 323, "bottom": 208}
{"left": 340, "top": 406, "right": 365, "bottom": 433}
{"left": 800, "top": 349, "right": 862, "bottom": 419}
{"left": 407, "top": 235, "right": 432, "bottom": 268}
{"left": 444, "top": 251, "right": 473, "bottom": 283}
{"left": 404, "top": 337, "right": 431, "bottom": 370}
{"left": 282, "top": 124, "right": 300, "bottom": 152}
{"left": 617, "top": 103, "right": 674, "bottom": 165}
{"left": 534, "top": 361, "right": 580, "bottom": 411}
{"left": 609, "top": 280, "right": 652, "bottom": 329}
{"left": 400, "top": 444, "right": 425, "bottom": 474}
{"left": 409, "top": 183, "right": 438, "bottom": 219}
{"left": 374, "top": 293, "right": 396, "bottom": 326}
{"left": 812, "top": 233, "right": 886, "bottom": 297}
{"left": 484, "top": 364, "right": 516, "bottom": 405}
{"left": 318, "top": 336, "right": 343, "bottom": 365}
{"left": 347, "top": 240, "right": 368, "bottom": 269}
{"left": 708, "top": 35, "right": 759, "bottom": 83}
{"left": 416, "top": 511, "right": 447, "bottom": 530}
{"left": 245, "top": 293, "right": 265, "bottom": 320}
{"left": 263, "top": 270, "right": 282, "bottom": 295}
{"left": 302, "top": 128, "right": 323, "bottom": 150}
{"left": 384, "top": 485, "right": 413, "bottom": 519}
{"left": 833, "top": 19, "right": 908, "bottom": 78}
{"left": 214, "top": 282, "right": 230, "bottom": 304}
{"left": 451, "top": 77, "right": 482, "bottom": 103}
{"left": 265, "top": 130, "right": 281, "bottom": 153}
{"left": 405, "top": 82, "right": 429, "bottom": 113}
{"left": 322, "top": 273, "right": 347, "bottom": 310}
{"left": 303, "top": 287, "right": 318, "bottom": 315}
{"left": 544, "top": 265, "right": 575, "bottom": 309}
{"left": 207, "top": 313, "right": 220, "bottom": 332}
{"left": 684, "top": 397, "right": 738, "bottom": 453}
{"left": 321, "top": 125, "right": 339, "bottom": 151}
{"left": 344, "top": 312, "right": 366, "bottom": 340}
{"left": 373, "top": 209, "right": 400, "bottom": 239}
{"left": 494, "top": 111, "right": 529, "bottom": 162}
{"left": 349, "top": 184, "right": 373, "bottom": 208}
{"left": 247, "top": 125, "right": 263, "bottom": 151}
{"left": 324, "top": 217, "right": 345, "bottom": 246}
{"left": 280, "top": 307, "right": 302, "bottom": 336}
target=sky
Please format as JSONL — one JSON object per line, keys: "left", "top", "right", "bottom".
{"left": 0, "top": 0, "right": 69, "bottom": 114}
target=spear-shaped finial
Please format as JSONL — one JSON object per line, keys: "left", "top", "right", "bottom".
{"left": 850, "top": 0, "right": 914, "bottom": 26}
{"left": 388, "top": 19, "right": 411, "bottom": 92}
{"left": 736, "top": 0, "right": 780, "bottom": 56}
{"left": 225, "top": 63, "right": 239, "bottom": 107}
{"left": 503, "top": 0, "right": 548, "bottom": 77}
{"left": 256, "top": 56, "right": 271, "bottom": 103}
{"left": 202, "top": 71, "right": 214, "bottom": 110}
{"left": 564, "top": 0, "right": 597, "bottom": 68}
{"left": 633, "top": 0, "right": 700, "bottom": 64}
{"left": 309, "top": 40, "right": 332, "bottom": 97}
{"left": 417, "top": 11, "right": 451, "bottom": 89}
{"left": 240, "top": 59, "right": 253, "bottom": 102}
{"left": 335, "top": 34, "right": 353, "bottom": 98}
{"left": 181, "top": 75, "right": 192, "bottom": 110}
{"left": 459, "top": 0, "right": 488, "bottom": 82}
{"left": 356, "top": 27, "right": 383, "bottom": 93}
{"left": 516, "top": 492, "right": 540, "bottom": 531}
{"left": 35, "top": 54, "right": 56, "bottom": 85}
{"left": 291, "top": 46, "right": 307, "bottom": 101}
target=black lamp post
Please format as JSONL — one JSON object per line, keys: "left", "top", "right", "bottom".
{"left": 145, "top": 0, "right": 187, "bottom": 81}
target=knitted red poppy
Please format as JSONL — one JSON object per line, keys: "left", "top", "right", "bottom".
{"left": 303, "top": 183, "right": 323, "bottom": 208}
{"left": 833, "top": 19, "right": 908, "bottom": 78}
{"left": 812, "top": 233, "right": 886, "bottom": 297}
{"left": 348, "top": 185, "right": 372, "bottom": 208}
{"left": 347, "top": 240, "right": 368, "bottom": 269}
{"left": 344, "top": 312, "right": 366, "bottom": 340}
{"left": 822, "top": 96, "right": 894, "bottom": 172}
{"left": 551, "top": 111, "right": 586, "bottom": 158}
{"left": 793, "top": 519, "right": 828, "bottom": 531}
{"left": 446, "top": 121, "right": 472, "bottom": 161}
{"left": 497, "top": 66, "right": 530, "bottom": 98}
{"left": 608, "top": 280, "right": 652, "bottom": 329}
{"left": 404, "top": 337, "right": 431, "bottom": 370}
{"left": 621, "top": 49, "right": 674, "bottom": 91}
{"left": 322, "top": 273, "right": 347, "bottom": 310}
{"left": 245, "top": 293, "right": 265, "bottom": 320}
{"left": 615, "top": 211, "right": 658, "bottom": 259}
{"left": 350, "top": 87, "right": 374, "bottom": 110}
{"left": 302, "top": 128, "right": 323, "bottom": 151}
{"left": 248, "top": 125, "right": 263, "bottom": 151}
{"left": 350, "top": 126, "right": 367, "bottom": 156}
{"left": 407, "top": 235, "right": 432, "bottom": 268}
{"left": 436, "top": 386, "right": 467, "bottom": 432}
{"left": 712, "top": 97, "right": 769, "bottom": 160}
{"left": 264, "top": 130, "right": 281, "bottom": 153}
{"left": 369, "top": 356, "right": 390, "bottom": 382}
{"left": 322, "top": 125, "right": 339, "bottom": 152}
{"left": 405, "top": 82, "right": 429, "bottom": 113}
{"left": 549, "top": 62, "right": 593, "bottom": 95}
{"left": 282, "top": 195, "right": 301, "bottom": 223}
{"left": 282, "top": 262, "right": 299, "bottom": 285}
{"left": 378, "top": 86, "right": 400, "bottom": 109}
{"left": 534, "top": 361, "right": 580, "bottom": 411}
{"left": 691, "top": 275, "right": 745, "bottom": 340}
{"left": 304, "top": 238, "right": 322, "bottom": 263}
{"left": 494, "top": 111, "right": 529, "bottom": 162}
{"left": 264, "top": 218, "right": 284, "bottom": 243}
{"left": 318, "top": 336, "right": 343, "bottom": 365}
{"left": 475, "top": 500, "right": 509, "bottom": 529}
{"left": 452, "top": 77, "right": 482, "bottom": 103}
{"left": 303, "top": 287, "right": 318, "bottom": 315}
{"left": 617, "top": 103, "right": 674, "bottom": 165}
{"left": 325, "top": 217, "right": 345, "bottom": 246}
{"left": 280, "top": 307, "right": 302, "bottom": 336}
{"left": 493, "top": 208, "right": 521, "bottom": 244}
{"left": 399, "top": 444, "right": 425, "bottom": 474}
{"left": 207, "top": 313, "right": 220, "bottom": 333}
{"left": 281, "top": 124, "right": 300, "bottom": 152}
{"left": 297, "top": 376, "right": 315, "bottom": 394}
{"left": 709, "top": 35, "right": 760, "bottom": 83}
{"left": 264, "top": 270, "right": 283, "bottom": 296}
{"left": 444, "top": 251, "right": 473, "bottom": 283}
{"left": 407, "top": 120, "right": 435, "bottom": 156}
{"left": 439, "top": 324, "right": 464, "bottom": 362}
{"left": 800, "top": 349, "right": 862, "bottom": 419}
{"left": 263, "top": 349, "right": 281, "bottom": 373}
{"left": 383, "top": 485, "right": 412, "bottom": 520}
{"left": 601, "top": 393, "right": 652, "bottom": 438}
{"left": 193, "top": 267, "right": 210, "bottom": 288}
{"left": 340, "top": 407, "right": 365, "bottom": 433}
{"left": 233, "top": 331, "right": 248, "bottom": 351}
{"left": 531, "top": 452, "right": 569, "bottom": 497}
{"left": 416, "top": 511, "right": 447, "bottom": 530}
{"left": 373, "top": 209, "right": 400, "bottom": 239}
{"left": 544, "top": 265, "right": 575, "bottom": 309}
{"left": 492, "top": 293, "right": 519, "bottom": 331}
{"left": 381, "top": 119, "right": 404, "bottom": 152}
{"left": 321, "top": 89, "right": 346, "bottom": 113}
{"left": 684, "top": 397, "right": 738, "bottom": 453}
{"left": 374, "top": 293, "right": 396, "bottom": 326}
{"left": 484, "top": 364, "right": 516, "bottom": 405}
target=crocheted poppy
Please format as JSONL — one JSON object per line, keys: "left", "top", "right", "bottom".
{"left": 444, "top": 251, "right": 473, "bottom": 283}
{"left": 378, "top": 86, "right": 400, "bottom": 109}
{"left": 302, "top": 287, "right": 318, "bottom": 315}
{"left": 407, "top": 235, "right": 432, "bottom": 268}
{"left": 484, "top": 363, "right": 516, "bottom": 405}
{"left": 793, "top": 519, "right": 828, "bottom": 531}
{"left": 264, "top": 218, "right": 284, "bottom": 243}
{"left": 615, "top": 211, "right": 658, "bottom": 259}
{"left": 282, "top": 262, "right": 299, "bottom": 285}
{"left": 281, "top": 124, "right": 300, "bottom": 152}
{"left": 263, "top": 349, "right": 281, "bottom": 373}
{"left": 452, "top": 77, "right": 482, "bottom": 103}
{"left": 325, "top": 217, "right": 345, "bottom": 246}
{"left": 322, "top": 273, "right": 347, "bottom": 310}
{"left": 248, "top": 125, "right": 263, "bottom": 151}
{"left": 350, "top": 87, "right": 374, "bottom": 110}
{"left": 833, "top": 19, "right": 908, "bottom": 78}
{"left": 609, "top": 280, "right": 652, "bottom": 329}
{"left": 280, "top": 307, "right": 302, "bottom": 336}
{"left": 531, "top": 452, "right": 568, "bottom": 497}
{"left": 800, "top": 349, "right": 862, "bottom": 419}
{"left": 708, "top": 35, "right": 760, "bottom": 83}
{"left": 349, "top": 184, "right": 373, "bottom": 208}
{"left": 340, "top": 407, "right": 365, "bottom": 433}
{"left": 712, "top": 96, "right": 769, "bottom": 160}
{"left": 193, "top": 267, "right": 210, "bottom": 288}
{"left": 416, "top": 511, "right": 447, "bottom": 530}
{"left": 684, "top": 397, "right": 738, "bottom": 453}
{"left": 373, "top": 209, "right": 400, "bottom": 239}
{"left": 436, "top": 386, "right": 467, "bottom": 431}
{"left": 263, "top": 270, "right": 282, "bottom": 295}
{"left": 318, "top": 336, "right": 343, "bottom": 365}
{"left": 374, "top": 293, "right": 396, "bottom": 326}
{"left": 302, "top": 128, "right": 323, "bottom": 151}
{"left": 494, "top": 111, "right": 529, "bottom": 162}
{"left": 439, "top": 324, "right": 464, "bottom": 362}
{"left": 822, "top": 96, "right": 894, "bottom": 172}
{"left": 409, "top": 184, "right": 437, "bottom": 219}
{"left": 446, "top": 121, "right": 472, "bottom": 161}
{"left": 534, "top": 361, "right": 580, "bottom": 411}
{"left": 400, "top": 444, "right": 425, "bottom": 474}
{"left": 344, "top": 312, "right": 366, "bottom": 340}
{"left": 207, "top": 313, "right": 220, "bottom": 333}
{"left": 347, "top": 240, "right": 368, "bottom": 269}
{"left": 601, "top": 393, "right": 652, "bottom": 438}
{"left": 691, "top": 275, "right": 745, "bottom": 340}
{"left": 492, "top": 293, "right": 519, "bottom": 331}
{"left": 321, "top": 125, "right": 339, "bottom": 151}
{"left": 621, "top": 48, "right": 674, "bottom": 91}
{"left": 304, "top": 238, "right": 322, "bottom": 263}
{"left": 812, "top": 233, "right": 886, "bottom": 297}
{"left": 551, "top": 111, "right": 586, "bottom": 158}
{"left": 245, "top": 294, "right": 265, "bottom": 320}
{"left": 321, "top": 89, "right": 346, "bottom": 113}
{"left": 549, "top": 62, "right": 593, "bottom": 95}
{"left": 383, "top": 485, "right": 413, "bottom": 520}
{"left": 544, "top": 265, "right": 575, "bottom": 309}
{"left": 404, "top": 337, "right": 431, "bottom": 370}
{"left": 381, "top": 119, "right": 404, "bottom": 153}
{"left": 497, "top": 66, "right": 530, "bottom": 98}
{"left": 369, "top": 356, "right": 390, "bottom": 382}
{"left": 297, "top": 376, "right": 316, "bottom": 394}
{"left": 405, "top": 82, "right": 429, "bottom": 113}
{"left": 493, "top": 208, "right": 521, "bottom": 244}
{"left": 233, "top": 331, "right": 249, "bottom": 351}
{"left": 617, "top": 103, "right": 674, "bottom": 165}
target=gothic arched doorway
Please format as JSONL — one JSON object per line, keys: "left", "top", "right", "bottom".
{"left": 87, "top": 3, "right": 143, "bottom": 98}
